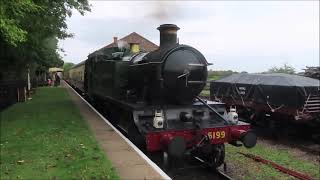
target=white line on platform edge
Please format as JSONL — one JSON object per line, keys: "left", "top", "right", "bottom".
{"left": 65, "top": 81, "right": 172, "bottom": 180}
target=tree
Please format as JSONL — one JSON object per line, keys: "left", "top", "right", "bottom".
{"left": 304, "top": 66, "right": 320, "bottom": 79}
{"left": 63, "top": 62, "right": 75, "bottom": 70}
{"left": 0, "top": 0, "right": 38, "bottom": 46}
{"left": 0, "top": 0, "right": 90, "bottom": 46}
{"left": 268, "top": 63, "right": 295, "bottom": 74}
{"left": 207, "top": 70, "right": 237, "bottom": 80}
{"left": 0, "top": 0, "right": 90, "bottom": 81}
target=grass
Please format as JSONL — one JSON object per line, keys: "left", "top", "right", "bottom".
{"left": 225, "top": 142, "right": 320, "bottom": 180}
{"left": 0, "top": 87, "right": 118, "bottom": 180}
{"left": 200, "top": 90, "right": 210, "bottom": 97}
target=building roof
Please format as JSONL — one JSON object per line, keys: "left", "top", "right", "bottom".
{"left": 95, "top": 32, "right": 159, "bottom": 54}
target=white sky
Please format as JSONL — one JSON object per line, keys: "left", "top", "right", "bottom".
{"left": 58, "top": 1, "right": 319, "bottom": 73}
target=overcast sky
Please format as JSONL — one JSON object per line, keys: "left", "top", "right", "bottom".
{"left": 58, "top": 1, "right": 319, "bottom": 73}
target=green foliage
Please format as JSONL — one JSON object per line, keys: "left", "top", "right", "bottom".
{"left": 207, "top": 70, "right": 237, "bottom": 80}
{"left": 63, "top": 62, "right": 75, "bottom": 70}
{"left": 0, "top": 0, "right": 91, "bottom": 81}
{"left": 200, "top": 90, "right": 210, "bottom": 97}
{"left": 0, "top": 0, "right": 39, "bottom": 46}
{"left": 0, "top": 87, "right": 118, "bottom": 179}
{"left": 303, "top": 66, "right": 320, "bottom": 79}
{"left": 268, "top": 63, "right": 295, "bottom": 74}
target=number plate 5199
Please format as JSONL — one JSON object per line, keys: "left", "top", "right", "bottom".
{"left": 207, "top": 131, "right": 226, "bottom": 139}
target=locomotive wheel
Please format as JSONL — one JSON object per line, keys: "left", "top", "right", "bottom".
{"left": 209, "top": 144, "right": 225, "bottom": 169}
{"left": 193, "top": 144, "right": 225, "bottom": 169}
{"left": 162, "top": 151, "right": 183, "bottom": 170}
{"left": 128, "top": 122, "right": 145, "bottom": 149}
{"left": 162, "top": 151, "right": 171, "bottom": 170}
{"left": 105, "top": 105, "right": 120, "bottom": 124}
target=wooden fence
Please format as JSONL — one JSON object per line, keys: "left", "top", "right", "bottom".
{"left": 0, "top": 80, "right": 27, "bottom": 110}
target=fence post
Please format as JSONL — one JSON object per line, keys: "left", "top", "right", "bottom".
{"left": 24, "top": 87, "right": 26, "bottom": 102}
{"left": 17, "top": 88, "right": 20, "bottom": 102}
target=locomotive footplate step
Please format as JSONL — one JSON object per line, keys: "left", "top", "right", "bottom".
{"left": 62, "top": 81, "right": 170, "bottom": 180}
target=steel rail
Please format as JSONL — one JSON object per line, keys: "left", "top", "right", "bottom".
{"left": 215, "top": 169, "right": 234, "bottom": 180}
{"left": 193, "top": 156, "right": 233, "bottom": 180}
{"left": 238, "top": 152, "right": 314, "bottom": 180}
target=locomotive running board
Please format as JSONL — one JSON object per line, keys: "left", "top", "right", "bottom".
{"left": 187, "top": 81, "right": 206, "bottom": 84}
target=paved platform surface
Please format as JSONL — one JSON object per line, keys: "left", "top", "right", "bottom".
{"left": 62, "top": 81, "right": 166, "bottom": 180}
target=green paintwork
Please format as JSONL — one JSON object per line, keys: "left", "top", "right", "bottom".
{"left": 87, "top": 58, "right": 129, "bottom": 100}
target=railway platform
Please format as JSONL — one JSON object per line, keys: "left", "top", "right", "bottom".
{"left": 62, "top": 81, "right": 170, "bottom": 180}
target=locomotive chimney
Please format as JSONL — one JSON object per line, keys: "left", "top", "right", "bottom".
{"left": 157, "top": 24, "right": 180, "bottom": 47}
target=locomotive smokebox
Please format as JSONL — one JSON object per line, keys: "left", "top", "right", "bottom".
{"left": 157, "top": 24, "right": 180, "bottom": 47}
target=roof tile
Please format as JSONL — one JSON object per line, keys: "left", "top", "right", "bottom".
{"left": 102, "top": 32, "right": 158, "bottom": 52}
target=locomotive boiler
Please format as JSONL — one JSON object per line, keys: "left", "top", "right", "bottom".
{"left": 66, "top": 24, "right": 257, "bottom": 168}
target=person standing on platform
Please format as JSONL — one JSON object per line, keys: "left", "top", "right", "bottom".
{"left": 52, "top": 73, "right": 56, "bottom": 87}
{"left": 55, "top": 73, "right": 60, "bottom": 87}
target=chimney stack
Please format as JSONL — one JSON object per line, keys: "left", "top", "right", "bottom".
{"left": 157, "top": 24, "right": 180, "bottom": 47}
{"left": 130, "top": 43, "right": 140, "bottom": 53}
{"left": 113, "top": 37, "right": 118, "bottom": 44}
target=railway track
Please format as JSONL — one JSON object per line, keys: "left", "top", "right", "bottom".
{"left": 163, "top": 163, "right": 233, "bottom": 180}
{"left": 167, "top": 166, "right": 233, "bottom": 180}
{"left": 239, "top": 152, "right": 314, "bottom": 180}
{"left": 147, "top": 152, "right": 233, "bottom": 180}
{"left": 216, "top": 169, "right": 233, "bottom": 180}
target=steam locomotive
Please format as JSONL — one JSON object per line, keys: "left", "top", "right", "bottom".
{"left": 65, "top": 24, "right": 256, "bottom": 168}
